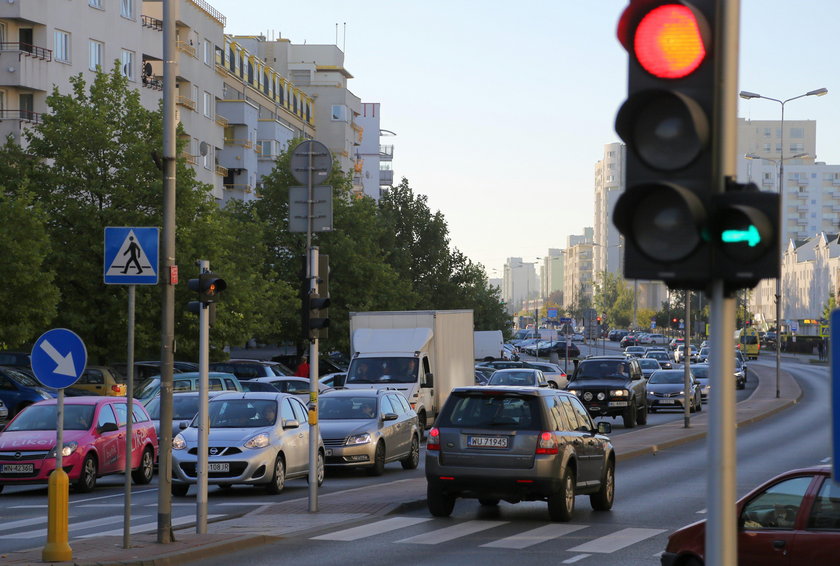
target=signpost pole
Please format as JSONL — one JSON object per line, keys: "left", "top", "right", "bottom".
{"left": 124, "top": 284, "right": 135, "bottom": 548}
{"left": 196, "top": 260, "right": 210, "bottom": 533}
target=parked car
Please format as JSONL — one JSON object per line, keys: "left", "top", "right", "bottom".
{"left": 318, "top": 388, "right": 420, "bottom": 475}
{"left": 208, "top": 359, "right": 289, "bottom": 379}
{"left": 144, "top": 390, "right": 225, "bottom": 439}
{"left": 565, "top": 356, "right": 648, "bottom": 428}
{"left": 532, "top": 340, "right": 581, "bottom": 358}
{"left": 0, "top": 365, "right": 56, "bottom": 417}
{"left": 487, "top": 368, "right": 552, "bottom": 388}
{"left": 73, "top": 366, "right": 126, "bottom": 396}
{"left": 0, "top": 351, "right": 30, "bottom": 368}
{"left": 646, "top": 369, "right": 702, "bottom": 413}
{"left": 0, "top": 396, "right": 158, "bottom": 492}
{"left": 474, "top": 366, "right": 495, "bottom": 385}
{"left": 647, "top": 333, "right": 669, "bottom": 345}
{"left": 171, "top": 392, "right": 325, "bottom": 495}
{"left": 661, "top": 465, "right": 839, "bottom": 566}
{"left": 319, "top": 373, "right": 347, "bottom": 389}
{"left": 249, "top": 376, "right": 333, "bottom": 402}
{"left": 637, "top": 358, "right": 662, "bottom": 379}
{"left": 135, "top": 372, "right": 243, "bottom": 402}
{"left": 0, "top": 399, "right": 8, "bottom": 427}
{"left": 240, "top": 380, "right": 281, "bottom": 393}
{"left": 114, "top": 361, "right": 198, "bottom": 385}
{"left": 426, "top": 386, "right": 614, "bottom": 521}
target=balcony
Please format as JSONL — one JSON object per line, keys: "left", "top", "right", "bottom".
{"left": 0, "top": 0, "right": 48, "bottom": 21}
{"left": 141, "top": 15, "right": 163, "bottom": 31}
{"left": 176, "top": 41, "right": 196, "bottom": 59}
{"left": 177, "top": 96, "right": 196, "bottom": 111}
{"left": 379, "top": 169, "right": 394, "bottom": 186}
{"left": 224, "top": 138, "right": 253, "bottom": 149}
{"left": 181, "top": 153, "right": 197, "bottom": 165}
{"left": 0, "top": 109, "right": 42, "bottom": 123}
{"left": 0, "top": 44, "right": 52, "bottom": 91}
{"left": 215, "top": 164, "right": 228, "bottom": 176}
{"left": 215, "top": 114, "right": 228, "bottom": 127}
{"left": 379, "top": 144, "right": 394, "bottom": 160}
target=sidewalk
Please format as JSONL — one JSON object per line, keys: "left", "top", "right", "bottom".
{"left": 4, "top": 363, "right": 803, "bottom": 566}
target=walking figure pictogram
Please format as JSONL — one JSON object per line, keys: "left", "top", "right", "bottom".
{"left": 121, "top": 236, "right": 143, "bottom": 274}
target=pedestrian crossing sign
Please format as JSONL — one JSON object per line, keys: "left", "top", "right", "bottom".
{"left": 104, "top": 227, "right": 159, "bottom": 285}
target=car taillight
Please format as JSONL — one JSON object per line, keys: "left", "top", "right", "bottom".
{"left": 427, "top": 427, "right": 441, "bottom": 451}
{"left": 111, "top": 385, "right": 123, "bottom": 393}
{"left": 535, "top": 431, "right": 558, "bottom": 455}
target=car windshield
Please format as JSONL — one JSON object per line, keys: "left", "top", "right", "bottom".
{"left": 7, "top": 404, "right": 95, "bottom": 431}
{"left": 345, "top": 357, "right": 418, "bottom": 384}
{"left": 438, "top": 393, "right": 541, "bottom": 429}
{"left": 145, "top": 395, "right": 200, "bottom": 420}
{"left": 575, "top": 360, "right": 630, "bottom": 380}
{"left": 638, "top": 360, "right": 660, "bottom": 369}
{"left": 2, "top": 367, "right": 42, "bottom": 387}
{"left": 135, "top": 377, "right": 160, "bottom": 399}
{"left": 203, "top": 399, "right": 277, "bottom": 428}
{"left": 649, "top": 371, "right": 688, "bottom": 384}
{"left": 319, "top": 396, "right": 378, "bottom": 420}
{"left": 691, "top": 366, "right": 709, "bottom": 378}
{"left": 488, "top": 371, "right": 537, "bottom": 386}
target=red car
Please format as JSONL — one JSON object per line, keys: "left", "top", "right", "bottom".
{"left": 662, "top": 465, "right": 840, "bottom": 566}
{"left": 0, "top": 396, "right": 158, "bottom": 492}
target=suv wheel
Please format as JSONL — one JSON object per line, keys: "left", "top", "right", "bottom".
{"left": 636, "top": 399, "right": 648, "bottom": 425}
{"left": 427, "top": 484, "right": 455, "bottom": 517}
{"left": 590, "top": 460, "right": 615, "bottom": 511}
{"left": 622, "top": 402, "right": 637, "bottom": 428}
{"left": 548, "top": 468, "right": 575, "bottom": 521}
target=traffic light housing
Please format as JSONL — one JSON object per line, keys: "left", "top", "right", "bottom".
{"left": 300, "top": 255, "right": 330, "bottom": 340}
{"left": 613, "top": 0, "right": 718, "bottom": 290}
{"left": 188, "top": 272, "right": 227, "bottom": 305}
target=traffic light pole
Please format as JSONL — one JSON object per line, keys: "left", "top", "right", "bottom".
{"left": 196, "top": 260, "right": 210, "bottom": 534}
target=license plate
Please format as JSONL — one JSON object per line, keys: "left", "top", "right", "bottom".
{"left": 1, "top": 464, "right": 33, "bottom": 474}
{"left": 208, "top": 463, "right": 229, "bottom": 472}
{"left": 660, "top": 399, "right": 676, "bottom": 404}
{"left": 608, "top": 401, "right": 628, "bottom": 407}
{"left": 467, "top": 436, "right": 508, "bottom": 448}
{"left": 324, "top": 449, "right": 333, "bottom": 456}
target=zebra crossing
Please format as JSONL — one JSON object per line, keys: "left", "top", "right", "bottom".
{"left": 311, "top": 515, "right": 667, "bottom": 555}
{"left": 0, "top": 512, "right": 223, "bottom": 540}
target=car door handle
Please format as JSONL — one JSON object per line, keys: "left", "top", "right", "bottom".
{"left": 773, "top": 540, "right": 787, "bottom": 550}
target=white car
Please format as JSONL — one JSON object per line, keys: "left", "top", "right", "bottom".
{"left": 647, "top": 334, "right": 668, "bottom": 344}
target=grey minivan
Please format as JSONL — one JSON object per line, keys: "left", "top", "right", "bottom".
{"left": 426, "top": 386, "right": 614, "bottom": 521}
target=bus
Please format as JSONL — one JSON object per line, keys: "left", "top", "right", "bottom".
{"left": 735, "top": 327, "right": 760, "bottom": 360}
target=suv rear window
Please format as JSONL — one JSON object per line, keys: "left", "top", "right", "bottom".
{"left": 438, "top": 392, "right": 543, "bottom": 430}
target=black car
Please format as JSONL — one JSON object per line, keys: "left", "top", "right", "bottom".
{"left": 531, "top": 340, "right": 581, "bottom": 358}
{"left": 426, "top": 386, "right": 614, "bottom": 522}
{"left": 565, "top": 356, "right": 648, "bottom": 428}
{"left": 619, "top": 335, "right": 640, "bottom": 348}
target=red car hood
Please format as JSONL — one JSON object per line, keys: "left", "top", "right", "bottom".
{"left": 0, "top": 429, "right": 90, "bottom": 451}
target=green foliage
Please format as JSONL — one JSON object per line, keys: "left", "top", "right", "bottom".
{"left": 594, "top": 272, "right": 634, "bottom": 328}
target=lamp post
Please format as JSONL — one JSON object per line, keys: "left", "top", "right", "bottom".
{"left": 739, "top": 87, "right": 827, "bottom": 398}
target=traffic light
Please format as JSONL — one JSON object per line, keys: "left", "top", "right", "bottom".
{"left": 300, "top": 255, "right": 330, "bottom": 340}
{"left": 613, "top": 1, "right": 718, "bottom": 290}
{"left": 597, "top": 315, "right": 602, "bottom": 325}
{"left": 713, "top": 181, "right": 779, "bottom": 289}
{"left": 187, "top": 272, "right": 226, "bottom": 305}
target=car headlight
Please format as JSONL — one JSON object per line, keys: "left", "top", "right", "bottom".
{"left": 244, "top": 433, "right": 270, "bottom": 449}
{"left": 610, "top": 389, "right": 629, "bottom": 397}
{"left": 346, "top": 433, "right": 371, "bottom": 446}
{"left": 49, "top": 441, "right": 78, "bottom": 458}
{"left": 172, "top": 434, "right": 186, "bottom": 450}
{"left": 567, "top": 389, "right": 581, "bottom": 396}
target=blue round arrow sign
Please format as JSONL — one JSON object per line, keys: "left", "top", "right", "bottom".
{"left": 30, "top": 328, "right": 87, "bottom": 389}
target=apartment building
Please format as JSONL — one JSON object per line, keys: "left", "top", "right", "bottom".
{"left": 593, "top": 143, "right": 624, "bottom": 276}
{"left": 563, "top": 229, "right": 594, "bottom": 310}
{"left": 539, "top": 249, "right": 564, "bottom": 304}
{"left": 355, "top": 102, "right": 396, "bottom": 200}
{"left": 502, "top": 257, "right": 537, "bottom": 315}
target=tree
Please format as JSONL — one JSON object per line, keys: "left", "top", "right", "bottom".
{"left": 594, "top": 272, "right": 634, "bottom": 328}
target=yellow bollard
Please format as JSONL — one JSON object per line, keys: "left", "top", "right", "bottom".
{"left": 42, "top": 468, "right": 72, "bottom": 562}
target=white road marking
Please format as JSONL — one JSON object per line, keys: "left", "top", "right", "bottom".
{"left": 397, "top": 520, "right": 508, "bottom": 544}
{"left": 0, "top": 515, "right": 148, "bottom": 539}
{"left": 312, "top": 517, "right": 431, "bottom": 541}
{"left": 481, "top": 523, "right": 588, "bottom": 549}
{"left": 696, "top": 508, "right": 707, "bottom": 514}
{"left": 567, "top": 528, "right": 666, "bottom": 553}
{"left": 0, "top": 517, "right": 47, "bottom": 532}
{"left": 562, "top": 554, "right": 591, "bottom": 563}
{"left": 79, "top": 514, "right": 223, "bottom": 538}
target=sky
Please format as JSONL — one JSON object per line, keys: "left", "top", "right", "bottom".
{"left": 209, "top": 0, "right": 840, "bottom": 277}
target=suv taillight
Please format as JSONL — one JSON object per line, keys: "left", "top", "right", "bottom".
{"left": 535, "top": 431, "right": 558, "bottom": 455}
{"left": 427, "top": 427, "right": 441, "bottom": 451}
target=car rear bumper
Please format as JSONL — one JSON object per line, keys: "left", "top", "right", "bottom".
{"left": 425, "top": 453, "right": 562, "bottom": 500}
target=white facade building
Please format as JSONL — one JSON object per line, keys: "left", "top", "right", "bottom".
{"left": 355, "top": 102, "right": 396, "bottom": 200}
{"left": 593, "top": 143, "right": 624, "bottom": 276}
{"left": 503, "top": 257, "right": 538, "bottom": 315}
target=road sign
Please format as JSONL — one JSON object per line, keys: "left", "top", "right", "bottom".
{"left": 30, "top": 328, "right": 87, "bottom": 389}
{"left": 104, "top": 227, "right": 159, "bottom": 285}
{"left": 559, "top": 317, "right": 572, "bottom": 323}
{"left": 290, "top": 140, "right": 331, "bottom": 186}
{"left": 831, "top": 309, "right": 839, "bottom": 481}
{"left": 547, "top": 308, "right": 558, "bottom": 319}
{"left": 288, "top": 186, "right": 334, "bottom": 232}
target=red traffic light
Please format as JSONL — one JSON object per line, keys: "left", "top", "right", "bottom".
{"left": 634, "top": 4, "right": 707, "bottom": 79}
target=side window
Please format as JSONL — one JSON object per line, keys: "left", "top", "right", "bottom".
{"left": 559, "top": 396, "right": 584, "bottom": 430}
{"left": 224, "top": 378, "right": 237, "bottom": 390}
{"left": 547, "top": 396, "right": 571, "bottom": 431}
{"left": 290, "top": 398, "right": 308, "bottom": 423}
{"left": 280, "top": 398, "right": 296, "bottom": 424}
{"left": 808, "top": 478, "right": 840, "bottom": 530}
{"left": 132, "top": 404, "right": 150, "bottom": 423}
{"left": 82, "top": 369, "right": 104, "bottom": 384}
{"left": 97, "top": 404, "right": 118, "bottom": 429}
{"left": 209, "top": 378, "right": 223, "bottom": 391}
{"left": 380, "top": 396, "right": 395, "bottom": 415}
{"left": 396, "top": 395, "right": 411, "bottom": 413}
{"left": 173, "top": 379, "right": 191, "bottom": 392}
{"left": 113, "top": 403, "right": 128, "bottom": 426}
{"left": 387, "top": 395, "right": 405, "bottom": 415}
{"left": 569, "top": 396, "right": 595, "bottom": 431}
{"left": 741, "top": 476, "right": 813, "bottom": 530}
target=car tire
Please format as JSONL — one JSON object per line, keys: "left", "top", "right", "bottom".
{"left": 75, "top": 454, "right": 98, "bottom": 493}
{"left": 479, "top": 498, "right": 500, "bottom": 506}
{"left": 682, "top": 557, "right": 704, "bottom": 566}
{"left": 400, "top": 435, "right": 420, "bottom": 470}
{"left": 548, "top": 468, "right": 575, "bottom": 521}
{"left": 131, "top": 447, "right": 154, "bottom": 485}
{"left": 697, "top": 398, "right": 702, "bottom": 412}
{"left": 266, "top": 454, "right": 286, "bottom": 494}
{"left": 0, "top": 484, "right": 4, "bottom": 494}
{"left": 172, "top": 483, "right": 189, "bottom": 497}
{"left": 306, "top": 450, "right": 325, "bottom": 486}
{"left": 622, "top": 402, "right": 637, "bottom": 428}
{"left": 590, "top": 459, "right": 615, "bottom": 511}
{"left": 417, "top": 410, "right": 427, "bottom": 431}
{"left": 427, "top": 484, "right": 455, "bottom": 517}
{"left": 367, "top": 442, "right": 386, "bottom": 476}
{"left": 636, "top": 400, "right": 648, "bottom": 425}
{"left": 649, "top": 407, "right": 657, "bottom": 413}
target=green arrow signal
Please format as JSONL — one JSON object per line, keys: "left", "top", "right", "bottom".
{"left": 721, "top": 224, "right": 761, "bottom": 247}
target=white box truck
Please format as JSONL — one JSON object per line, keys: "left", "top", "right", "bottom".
{"left": 344, "top": 310, "right": 474, "bottom": 429}
{"left": 474, "top": 330, "right": 505, "bottom": 361}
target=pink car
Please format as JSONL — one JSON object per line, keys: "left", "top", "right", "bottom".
{"left": 0, "top": 396, "right": 158, "bottom": 492}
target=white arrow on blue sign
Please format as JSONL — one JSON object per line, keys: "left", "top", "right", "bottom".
{"left": 104, "top": 227, "right": 159, "bottom": 285}
{"left": 30, "top": 328, "right": 87, "bottom": 389}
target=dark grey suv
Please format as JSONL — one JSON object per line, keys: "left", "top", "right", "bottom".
{"left": 425, "top": 386, "right": 614, "bottom": 522}
{"left": 565, "top": 356, "right": 648, "bottom": 428}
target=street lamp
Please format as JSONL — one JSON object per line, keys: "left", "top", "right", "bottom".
{"left": 739, "top": 87, "right": 828, "bottom": 399}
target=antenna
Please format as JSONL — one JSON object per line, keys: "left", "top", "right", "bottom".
{"left": 335, "top": 23, "right": 338, "bottom": 45}
{"left": 343, "top": 22, "right": 347, "bottom": 52}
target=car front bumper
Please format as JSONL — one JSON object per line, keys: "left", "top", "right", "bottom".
{"left": 172, "top": 447, "right": 276, "bottom": 486}
{"left": 322, "top": 442, "right": 375, "bottom": 467}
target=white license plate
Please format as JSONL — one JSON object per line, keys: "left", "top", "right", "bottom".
{"left": 324, "top": 449, "right": 333, "bottom": 456}
{"left": 1, "top": 464, "right": 33, "bottom": 474}
{"left": 208, "top": 463, "right": 229, "bottom": 472}
{"left": 608, "top": 401, "right": 628, "bottom": 407}
{"left": 467, "top": 436, "right": 508, "bottom": 448}
{"left": 660, "top": 399, "right": 676, "bottom": 404}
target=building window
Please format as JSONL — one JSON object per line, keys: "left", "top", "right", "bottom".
{"left": 120, "top": 0, "right": 134, "bottom": 19}
{"left": 763, "top": 143, "right": 771, "bottom": 152}
{"left": 790, "top": 127, "right": 804, "bottom": 139}
{"left": 203, "top": 91, "right": 211, "bottom": 118}
{"left": 331, "top": 104, "right": 348, "bottom": 122}
{"left": 203, "top": 145, "right": 211, "bottom": 169}
{"left": 191, "top": 84, "right": 198, "bottom": 109}
{"left": 89, "top": 40, "right": 103, "bottom": 71}
{"left": 790, "top": 142, "right": 804, "bottom": 152}
{"left": 0, "top": 90, "right": 5, "bottom": 113}
{"left": 120, "top": 49, "right": 135, "bottom": 80}
{"left": 203, "top": 39, "right": 211, "bottom": 65}
{"left": 54, "top": 30, "right": 70, "bottom": 63}
{"left": 763, "top": 128, "right": 772, "bottom": 137}
{"left": 89, "top": 0, "right": 103, "bottom": 8}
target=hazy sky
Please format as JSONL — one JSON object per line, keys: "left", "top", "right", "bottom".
{"left": 209, "top": 0, "right": 839, "bottom": 275}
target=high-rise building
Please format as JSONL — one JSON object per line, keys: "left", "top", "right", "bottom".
{"left": 503, "top": 258, "right": 537, "bottom": 315}
{"left": 593, "top": 143, "right": 624, "bottom": 276}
